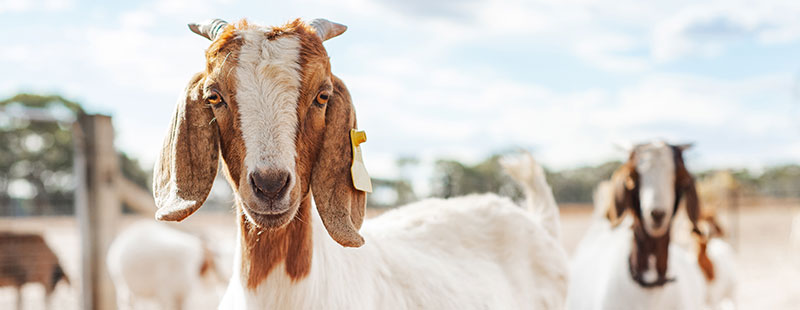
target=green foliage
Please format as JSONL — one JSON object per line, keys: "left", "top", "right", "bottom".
{"left": 751, "top": 164, "right": 800, "bottom": 197}
{"left": 367, "top": 177, "right": 416, "bottom": 208}
{"left": 0, "top": 93, "right": 151, "bottom": 216}
{"left": 1, "top": 93, "right": 84, "bottom": 113}
{"left": 367, "top": 156, "right": 420, "bottom": 208}
{"left": 431, "top": 154, "right": 523, "bottom": 200}
{"left": 545, "top": 161, "right": 621, "bottom": 203}
{"left": 430, "top": 154, "right": 619, "bottom": 204}
{"left": 0, "top": 94, "right": 83, "bottom": 215}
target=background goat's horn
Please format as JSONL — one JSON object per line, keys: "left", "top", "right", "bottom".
{"left": 309, "top": 18, "right": 347, "bottom": 41}
{"left": 188, "top": 19, "right": 229, "bottom": 41}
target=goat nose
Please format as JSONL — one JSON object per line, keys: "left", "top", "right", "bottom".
{"left": 651, "top": 209, "right": 666, "bottom": 225}
{"left": 250, "top": 169, "right": 291, "bottom": 200}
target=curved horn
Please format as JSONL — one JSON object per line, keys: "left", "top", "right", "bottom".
{"left": 188, "top": 19, "right": 229, "bottom": 41}
{"left": 309, "top": 18, "right": 347, "bottom": 41}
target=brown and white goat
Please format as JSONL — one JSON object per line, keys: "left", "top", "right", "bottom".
{"left": 153, "top": 18, "right": 568, "bottom": 309}
{"left": 0, "top": 232, "right": 70, "bottom": 310}
{"left": 568, "top": 142, "right": 735, "bottom": 310}
{"left": 606, "top": 142, "right": 703, "bottom": 286}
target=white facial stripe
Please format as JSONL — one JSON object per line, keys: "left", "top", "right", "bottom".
{"left": 235, "top": 30, "right": 302, "bottom": 174}
{"left": 635, "top": 143, "right": 676, "bottom": 236}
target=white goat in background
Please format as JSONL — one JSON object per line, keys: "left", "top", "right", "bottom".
{"left": 107, "top": 221, "right": 220, "bottom": 310}
{"left": 151, "top": 17, "right": 568, "bottom": 309}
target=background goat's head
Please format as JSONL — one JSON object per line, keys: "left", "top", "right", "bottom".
{"left": 608, "top": 141, "right": 700, "bottom": 237}
{"left": 152, "top": 18, "right": 367, "bottom": 247}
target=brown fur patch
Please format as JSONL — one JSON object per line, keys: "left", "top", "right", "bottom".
{"left": 696, "top": 238, "right": 715, "bottom": 281}
{"left": 629, "top": 220, "right": 672, "bottom": 286}
{"left": 240, "top": 195, "right": 313, "bottom": 288}
{"left": 233, "top": 21, "right": 335, "bottom": 288}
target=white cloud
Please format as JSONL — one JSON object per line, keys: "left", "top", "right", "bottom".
{"left": 0, "top": 0, "right": 73, "bottom": 13}
{"left": 120, "top": 10, "right": 157, "bottom": 30}
{"left": 361, "top": 0, "right": 800, "bottom": 70}
{"left": 575, "top": 33, "right": 650, "bottom": 73}
{"left": 652, "top": 1, "right": 800, "bottom": 61}
{"left": 346, "top": 45, "right": 799, "bottom": 171}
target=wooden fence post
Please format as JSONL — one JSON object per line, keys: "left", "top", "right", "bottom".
{"left": 73, "top": 114, "right": 118, "bottom": 310}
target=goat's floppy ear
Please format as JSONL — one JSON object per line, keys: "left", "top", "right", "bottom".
{"left": 153, "top": 73, "right": 219, "bottom": 222}
{"left": 674, "top": 146, "right": 701, "bottom": 234}
{"left": 311, "top": 76, "right": 367, "bottom": 248}
{"left": 609, "top": 160, "right": 637, "bottom": 226}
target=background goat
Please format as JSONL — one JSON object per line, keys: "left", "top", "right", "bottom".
{"left": 107, "top": 221, "right": 221, "bottom": 310}
{"left": 568, "top": 141, "right": 735, "bottom": 310}
{"left": 152, "top": 18, "right": 568, "bottom": 309}
{"left": 0, "top": 232, "right": 70, "bottom": 310}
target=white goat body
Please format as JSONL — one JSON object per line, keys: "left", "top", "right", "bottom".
{"left": 219, "top": 154, "right": 569, "bottom": 309}
{"left": 568, "top": 218, "right": 707, "bottom": 310}
{"left": 107, "top": 221, "right": 216, "bottom": 310}
{"left": 703, "top": 238, "right": 736, "bottom": 310}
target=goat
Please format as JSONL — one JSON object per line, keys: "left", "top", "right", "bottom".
{"left": 568, "top": 141, "right": 734, "bottom": 310}
{"left": 152, "top": 18, "right": 568, "bottom": 309}
{"left": 0, "top": 232, "right": 70, "bottom": 310}
{"left": 106, "top": 221, "right": 220, "bottom": 310}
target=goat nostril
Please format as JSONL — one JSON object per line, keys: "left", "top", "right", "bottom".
{"left": 250, "top": 170, "right": 291, "bottom": 199}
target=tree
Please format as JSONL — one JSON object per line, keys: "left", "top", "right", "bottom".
{"left": 431, "top": 154, "right": 523, "bottom": 201}
{"left": 0, "top": 94, "right": 83, "bottom": 215}
{"left": 0, "top": 93, "right": 152, "bottom": 216}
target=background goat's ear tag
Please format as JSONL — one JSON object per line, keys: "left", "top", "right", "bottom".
{"left": 350, "top": 129, "right": 372, "bottom": 192}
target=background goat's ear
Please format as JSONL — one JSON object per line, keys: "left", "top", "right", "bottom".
{"left": 609, "top": 164, "right": 635, "bottom": 226}
{"left": 311, "top": 76, "right": 366, "bottom": 248}
{"left": 676, "top": 143, "right": 694, "bottom": 152}
{"left": 152, "top": 73, "right": 219, "bottom": 222}
{"left": 674, "top": 147, "right": 701, "bottom": 234}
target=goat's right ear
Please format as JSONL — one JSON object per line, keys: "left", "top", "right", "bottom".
{"left": 153, "top": 73, "right": 219, "bottom": 222}
{"left": 608, "top": 163, "right": 636, "bottom": 226}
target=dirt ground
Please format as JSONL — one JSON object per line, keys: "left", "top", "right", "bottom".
{"left": 1, "top": 199, "right": 799, "bottom": 309}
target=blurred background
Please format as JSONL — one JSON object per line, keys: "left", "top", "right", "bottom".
{"left": 1, "top": 0, "right": 799, "bottom": 309}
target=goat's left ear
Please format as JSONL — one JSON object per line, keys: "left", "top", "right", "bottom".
{"left": 311, "top": 76, "right": 366, "bottom": 248}
{"left": 674, "top": 146, "right": 701, "bottom": 233}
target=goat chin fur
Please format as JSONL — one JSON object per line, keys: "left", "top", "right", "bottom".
{"left": 219, "top": 153, "right": 569, "bottom": 309}
{"left": 567, "top": 183, "right": 737, "bottom": 310}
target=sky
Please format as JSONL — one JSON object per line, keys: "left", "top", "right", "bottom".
{"left": 2, "top": 0, "right": 800, "bottom": 186}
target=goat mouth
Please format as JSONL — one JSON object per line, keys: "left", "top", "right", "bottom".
{"left": 242, "top": 203, "right": 295, "bottom": 228}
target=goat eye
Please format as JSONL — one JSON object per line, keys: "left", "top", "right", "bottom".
{"left": 315, "top": 91, "right": 330, "bottom": 106}
{"left": 207, "top": 91, "right": 225, "bottom": 108}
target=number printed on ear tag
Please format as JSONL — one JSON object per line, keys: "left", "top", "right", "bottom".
{"left": 350, "top": 129, "right": 373, "bottom": 193}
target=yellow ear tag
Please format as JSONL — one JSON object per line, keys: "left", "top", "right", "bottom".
{"left": 350, "top": 129, "right": 372, "bottom": 192}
